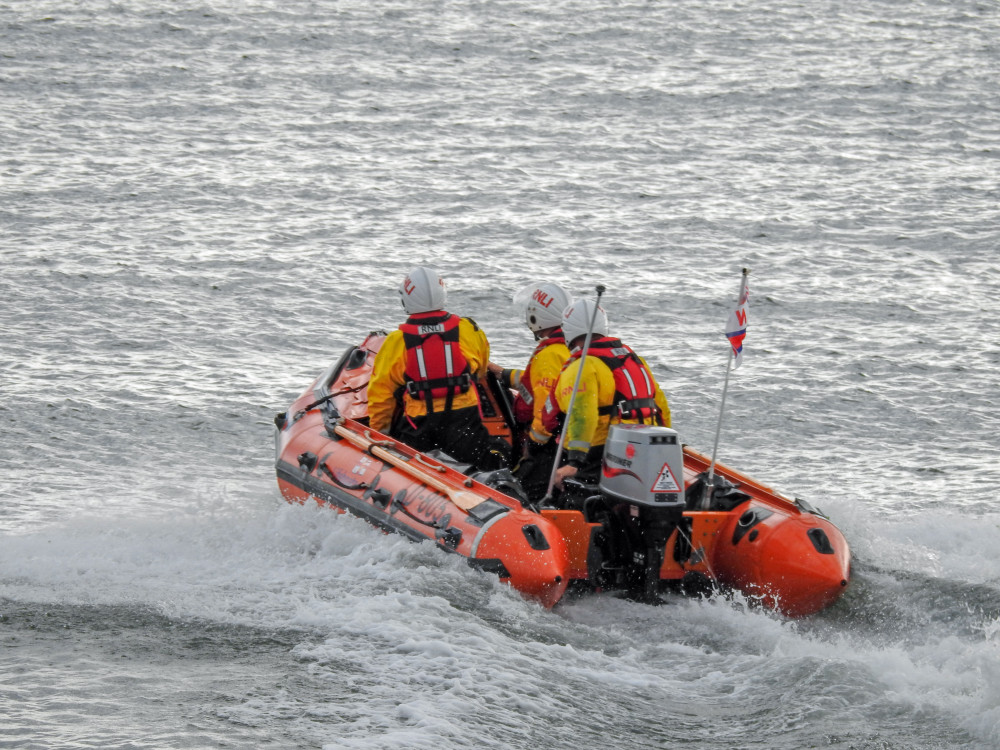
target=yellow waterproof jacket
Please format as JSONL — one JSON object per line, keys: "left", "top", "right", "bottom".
{"left": 506, "top": 337, "right": 571, "bottom": 444}
{"left": 368, "top": 315, "right": 490, "bottom": 433}
{"left": 552, "top": 350, "right": 670, "bottom": 462}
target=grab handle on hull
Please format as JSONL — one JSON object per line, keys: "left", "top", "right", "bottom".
{"left": 331, "top": 418, "right": 488, "bottom": 512}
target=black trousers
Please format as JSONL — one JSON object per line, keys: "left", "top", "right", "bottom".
{"left": 513, "top": 439, "right": 558, "bottom": 503}
{"left": 514, "top": 442, "right": 606, "bottom": 505}
{"left": 391, "top": 406, "right": 509, "bottom": 471}
{"left": 518, "top": 443, "right": 608, "bottom": 507}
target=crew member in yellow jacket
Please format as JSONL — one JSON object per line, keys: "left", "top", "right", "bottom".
{"left": 487, "top": 282, "right": 572, "bottom": 501}
{"left": 368, "top": 266, "right": 507, "bottom": 471}
{"left": 542, "top": 298, "right": 671, "bottom": 496}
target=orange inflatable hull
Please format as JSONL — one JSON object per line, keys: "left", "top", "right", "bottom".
{"left": 275, "top": 333, "right": 850, "bottom": 616}
{"left": 677, "top": 448, "right": 850, "bottom": 617}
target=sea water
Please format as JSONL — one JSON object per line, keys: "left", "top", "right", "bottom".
{"left": 2, "top": 1, "right": 999, "bottom": 747}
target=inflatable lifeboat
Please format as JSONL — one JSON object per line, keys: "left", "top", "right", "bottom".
{"left": 274, "top": 333, "right": 850, "bottom": 617}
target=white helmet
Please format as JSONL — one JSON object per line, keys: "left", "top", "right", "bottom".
{"left": 513, "top": 282, "right": 571, "bottom": 334}
{"left": 562, "top": 299, "right": 609, "bottom": 345}
{"left": 398, "top": 266, "right": 447, "bottom": 314}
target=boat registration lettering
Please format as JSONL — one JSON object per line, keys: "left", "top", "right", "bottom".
{"left": 413, "top": 487, "right": 449, "bottom": 523}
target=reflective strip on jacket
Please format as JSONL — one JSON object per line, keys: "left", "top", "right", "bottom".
{"left": 367, "top": 314, "right": 490, "bottom": 434}
{"left": 518, "top": 334, "right": 570, "bottom": 444}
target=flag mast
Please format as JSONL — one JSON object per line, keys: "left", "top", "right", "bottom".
{"left": 701, "top": 267, "right": 750, "bottom": 510}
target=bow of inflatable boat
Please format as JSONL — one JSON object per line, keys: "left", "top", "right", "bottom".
{"left": 709, "top": 502, "right": 851, "bottom": 617}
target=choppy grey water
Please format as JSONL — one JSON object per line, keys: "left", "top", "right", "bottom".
{"left": 2, "top": 1, "right": 999, "bottom": 748}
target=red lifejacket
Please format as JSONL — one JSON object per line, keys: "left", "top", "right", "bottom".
{"left": 514, "top": 330, "right": 566, "bottom": 425}
{"left": 562, "top": 337, "right": 664, "bottom": 425}
{"left": 398, "top": 312, "right": 472, "bottom": 414}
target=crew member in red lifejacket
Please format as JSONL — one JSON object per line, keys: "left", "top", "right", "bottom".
{"left": 487, "top": 282, "right": 572, "bottom": 501}
{"left": 542, "top": 298, "right": 671, "bottom": 496}
{"left": 368, "top": 266, "right": 508, "bottom": 470}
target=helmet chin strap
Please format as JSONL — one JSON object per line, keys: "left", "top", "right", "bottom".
{"left": 532, "top": 325, "right": 558, "bottom": 342}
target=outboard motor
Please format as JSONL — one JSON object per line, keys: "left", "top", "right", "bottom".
{"left": 599, "top": 424, "right": 687, "bottom": 601}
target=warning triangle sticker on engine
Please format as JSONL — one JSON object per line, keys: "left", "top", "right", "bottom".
{"left": 651, "top": 462, "right": 681, "bottom": 492}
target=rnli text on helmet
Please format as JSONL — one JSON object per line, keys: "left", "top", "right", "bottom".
{"left": 533, "top": 288, "right": 557, "bottom": 308}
